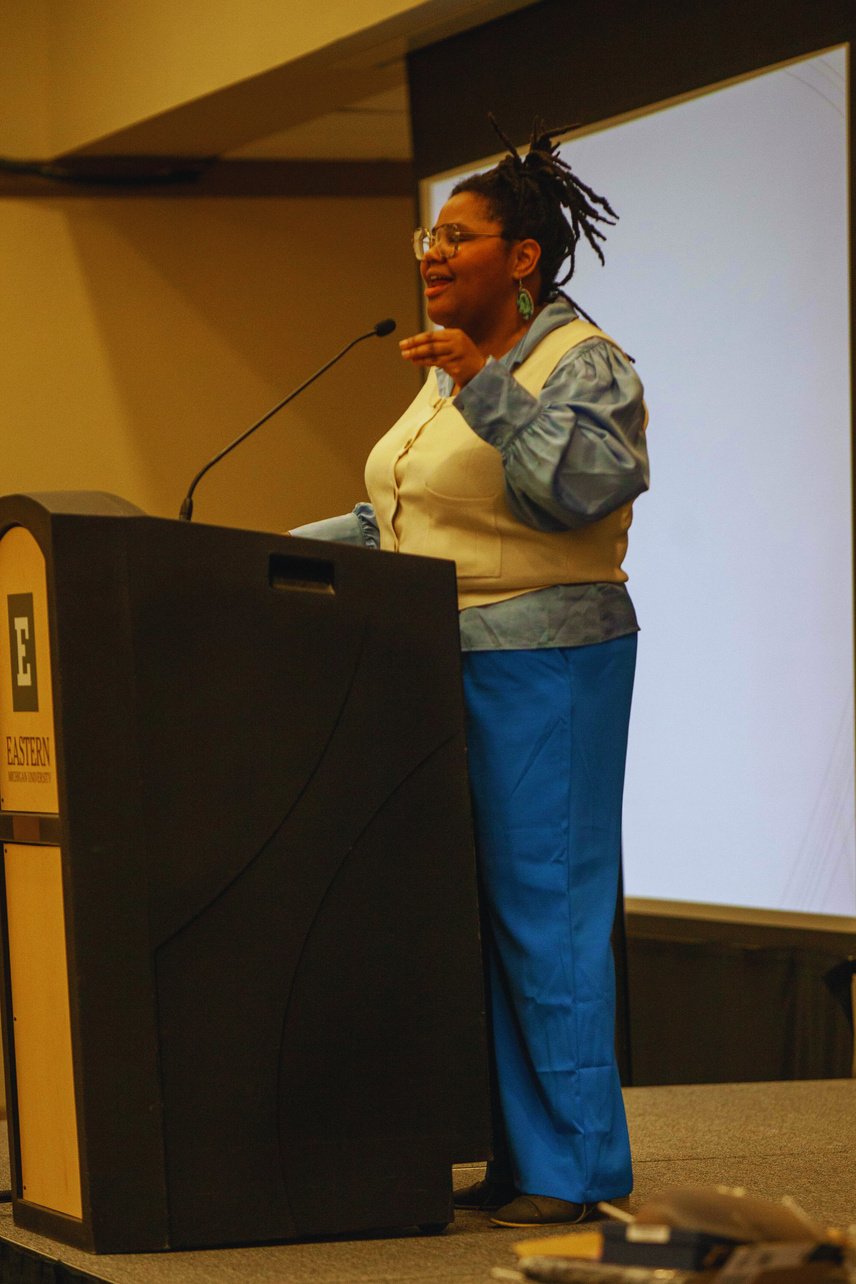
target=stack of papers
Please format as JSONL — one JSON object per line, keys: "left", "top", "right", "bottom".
{"left": 492, "top": 1185, "right": 853, "bottom": 1284}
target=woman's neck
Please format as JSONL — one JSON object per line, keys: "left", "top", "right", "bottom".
{"left": 472, "top": 309, "right": 541, "bottom": 362}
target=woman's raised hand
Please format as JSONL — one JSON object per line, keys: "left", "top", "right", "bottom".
{"left": 399, "top": 329, "right": 486, "bottom": 389}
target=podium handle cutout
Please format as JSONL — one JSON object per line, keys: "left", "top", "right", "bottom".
{"left": 268, "top": 554, "right": 336, "bottom": 595}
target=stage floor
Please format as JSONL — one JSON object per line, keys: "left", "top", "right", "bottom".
{"left": 0, "top": 1079, "right": 853, "bottom": 1283}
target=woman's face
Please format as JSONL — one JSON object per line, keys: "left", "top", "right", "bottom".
{"left": 420, "top": 191, "right": 522, "bottom": 338}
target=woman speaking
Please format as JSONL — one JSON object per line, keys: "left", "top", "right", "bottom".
{"left": 293, "top": 118, "right": 649, "bottom": 1230}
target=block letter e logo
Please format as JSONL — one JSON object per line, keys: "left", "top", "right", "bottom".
{"left": 7, "top": 594, "right": 39, "bottom": 712}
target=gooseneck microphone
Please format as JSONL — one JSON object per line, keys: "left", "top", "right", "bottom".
{"left": 178, "top": 318, "right": 397, "bottom": 521}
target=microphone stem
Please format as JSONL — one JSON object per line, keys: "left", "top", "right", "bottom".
{"left": 179, "top": 326, "right": 378, "bottom": 521}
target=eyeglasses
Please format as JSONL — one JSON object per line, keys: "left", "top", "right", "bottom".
{"left": 412, "top": 223, "right": 506, "bottom": 261}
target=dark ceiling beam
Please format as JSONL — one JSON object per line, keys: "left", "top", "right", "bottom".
{"left": 0, "top": 158, "right": 415, "bottom": 199}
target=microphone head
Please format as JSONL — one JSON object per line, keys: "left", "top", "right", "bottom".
{"left": 373, "top": 318, "right": 396, "bottom": 337}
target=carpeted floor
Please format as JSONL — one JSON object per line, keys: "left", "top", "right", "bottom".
{"left": 0, "top": 1079, "right": 852, "bottom": 1282}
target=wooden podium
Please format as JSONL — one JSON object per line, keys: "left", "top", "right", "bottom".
{"left": 0, "top": 492, "right": 490, "bottom": 1252}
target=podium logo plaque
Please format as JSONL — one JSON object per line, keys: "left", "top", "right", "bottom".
{"left": 0, "top": 529, "right": 58, "bottom": 815}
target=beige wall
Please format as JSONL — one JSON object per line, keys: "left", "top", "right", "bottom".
{"left": 0, "top": 194, "right": 421, "bottom": 532}
{"left": 0, "top": 0, "right": 51, "bottom": 155}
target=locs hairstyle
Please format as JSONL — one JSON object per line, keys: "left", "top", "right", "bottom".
{"left": 451, "top": 116, "right": 618, "bottom": 318}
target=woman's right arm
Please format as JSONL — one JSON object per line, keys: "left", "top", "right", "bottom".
{"left": 289, "top": 501, "right": 379, "bottom": 548}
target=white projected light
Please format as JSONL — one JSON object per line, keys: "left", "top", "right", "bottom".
{"left": 421, "top": 48, "right": 854, "bottom": 918}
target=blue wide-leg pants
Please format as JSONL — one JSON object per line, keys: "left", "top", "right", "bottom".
{"left": 462, "top": 634, "right": 636, "bottom": 1203}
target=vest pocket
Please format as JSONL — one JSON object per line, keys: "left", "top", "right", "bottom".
{"left": 424, "top": 488, "right": 502, "bottom": 580}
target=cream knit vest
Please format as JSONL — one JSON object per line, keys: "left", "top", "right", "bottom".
{"left": 365, "top": 319, "right": 644, "bottom": 609}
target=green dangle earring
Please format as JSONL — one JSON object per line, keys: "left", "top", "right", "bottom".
{"left": 516, "top": 279, "right": 535, "bottom": 320}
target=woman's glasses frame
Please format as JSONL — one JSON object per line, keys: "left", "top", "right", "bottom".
{"left": 412, "top": 223, "right": 506, "bottom": 261}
